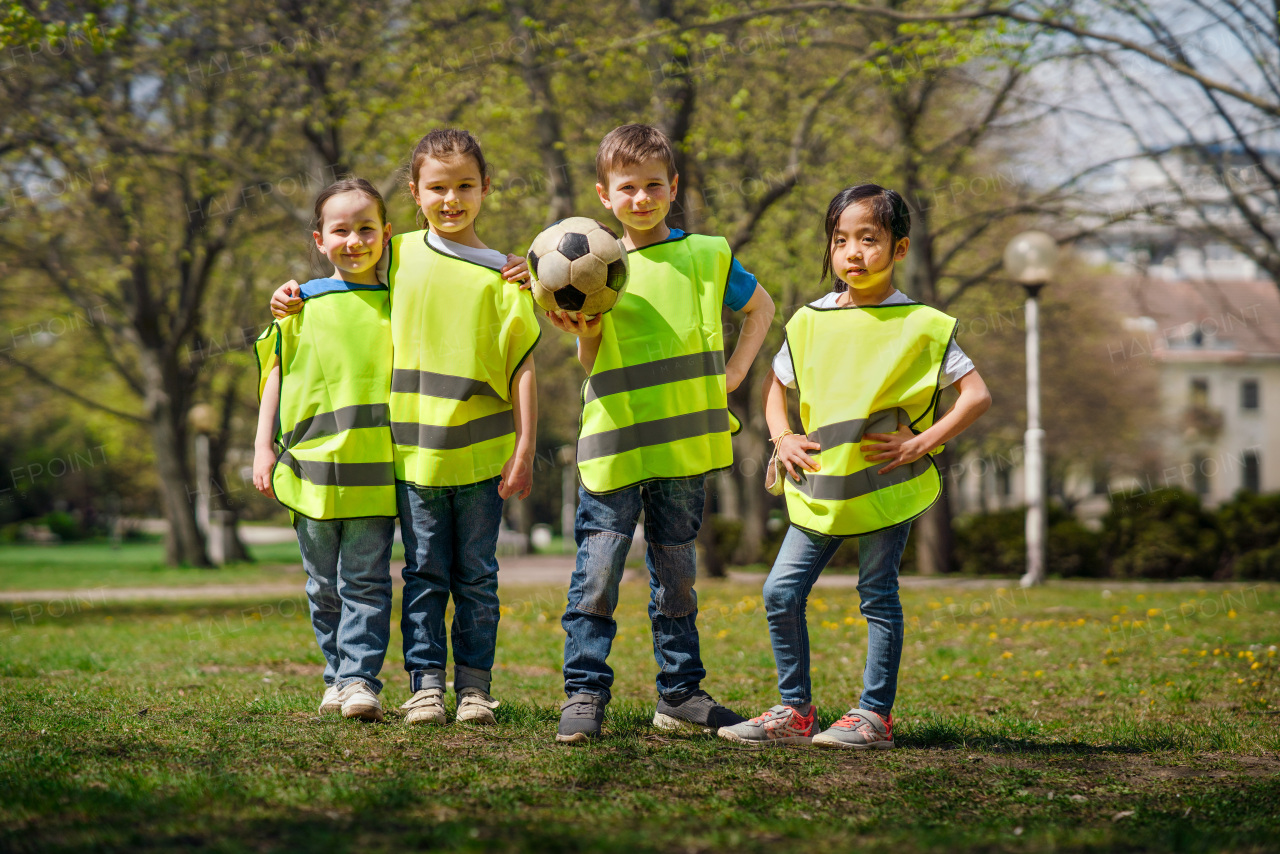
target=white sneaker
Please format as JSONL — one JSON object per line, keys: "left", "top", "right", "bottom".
{"left": 456, "top": 687, "right": 499, "bottom": 724}
{"left": 401, "top": 688, "right": 446, "bottom": 725}
{"left": 318, "top": 685, "right": 342, "bottom": 714}
{"left": 338, "top": 681, "right": 383, "bottom": 722}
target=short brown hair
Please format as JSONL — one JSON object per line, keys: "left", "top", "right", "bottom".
{"left": 595, "top": 124, "right": 677, "bottom": 186}
{"left": 409, "top": 128, "right": 489, "bottom": 186}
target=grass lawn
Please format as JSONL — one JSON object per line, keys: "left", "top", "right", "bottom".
{"left": 0, "top": 540, "right": 381, "bottom": 591}
{"left": 1, "top": 577, "right": 1277, "bottom": 852}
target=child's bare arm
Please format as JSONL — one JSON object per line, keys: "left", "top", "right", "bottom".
{"left": 862, "top": 369, "right": 992, "bottom": 474}
{"left": 499, "top": 357, "right": 537, "bottom": 500}
{"left": 253, "top": 362, "right": 282, "bottom": 498}
{"left": 726, "top": 284, "right": 775, "bottom": 392}
{"left": 763, "top": 367, "right": 821, "bottom": 482}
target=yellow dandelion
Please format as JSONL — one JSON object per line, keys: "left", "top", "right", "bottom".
{"left": 1237, "top": 678, "right": 1245, "bottom": 684}
{"left": 1165, "top": 681, "right": 1174, "bottom": 686}
{"left": 1214, "top": 649, "right": 1222, "bottom": 656}
{"left": 941, "top": 674, "right": 950, "bottom": 681}
{"left": 1111, "top": 615, "right": 1121, "bottom": 623}
{"left": 1228, "top": 610, "right": 1237, "bottom": 619}
{"left": 1096, "top": 691, "right": 1106, "bottom": 698}
{"left": 1034, "top": 670, "right": 1044, "bottom": 677}
{"left": 1147, "top": 608, "right": 1160, "bottom": 617}
{"left": 1251, "top": 662, "right": 1261, "bottom": 670}
{"left": 989, "top": 632, "right": 999, "bottom": 640}
{"left": 1199, "top": 650, "right": 1208, "bottom": 657}
{"left": 1002, "top": 651, "right": 1014, "bottom": 659}
{"left": 1139, "top": 690, "right": 1146, "bottom": 695}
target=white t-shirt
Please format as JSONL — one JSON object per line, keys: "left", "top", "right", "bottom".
{"left": 377, "top": 231, "right": 508, "bottom": 281}
{"left": 771, "top": 290, "right": 975, "bottom": 389}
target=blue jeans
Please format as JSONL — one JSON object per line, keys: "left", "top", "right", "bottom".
{"left": 763, "top": 522, "right": 911, "bottom": 716}
{"left": 562, "top": 476, "right": 706, "bottom": 702}
{"left": 295, "top": 515, "right": 395, "bottom": 693}
{"left": 398, "top": 476, "right": 504, "bottom": 694}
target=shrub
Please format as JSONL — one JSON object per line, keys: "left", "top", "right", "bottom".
{"left": 1047, "top": 518, "right": 1106, "bottom": 578}
{"left": 1102, "top": 488, "right": 1223, "bottom": 579}
{"left": 953, "top": 509, "right": 1025, "bottom": 575}
{"left": 1216, "top": 491, "right": 1280, "bottom": 579}
{"left": 42, "top": 510, "right": 84, "bottom": 542}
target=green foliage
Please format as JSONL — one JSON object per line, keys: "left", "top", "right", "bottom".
{"left": 1103, "top": 489, "right": 1224, "bottom": 580}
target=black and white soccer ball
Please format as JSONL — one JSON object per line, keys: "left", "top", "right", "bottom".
{"left": 527, "top": 217, "right": 628, "bottom": 318}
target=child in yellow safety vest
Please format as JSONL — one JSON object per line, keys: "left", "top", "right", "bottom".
{"left": 538, "top": 124, "right": 777, "bottom": 742}
{"left": 270, "top": 131, "right": 539, "bottom": 727}
{"left": 717, "top": 184, "right": 992, "bottom": 749}
{"left": 253, "top": 178, "right": 398, "bottom": 723}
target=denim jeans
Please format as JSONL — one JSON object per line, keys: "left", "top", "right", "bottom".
{"left": 398, "top": 476, "right": 504, "bottom": 694}
{"left": 762, "top": 522, "right": 911, "bottom": 716}
{"left": 295, "top": 515, "right": 395, "bottom": 693}
{"left": 562, "top": 476, "right": 707, "bottom": 702}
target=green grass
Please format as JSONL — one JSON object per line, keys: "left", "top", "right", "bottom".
{"left": 1, "top": 578, "right": 1278, "bottom": 852}
{"left": 0, "top": 541, "right": 404, "bottom": 591}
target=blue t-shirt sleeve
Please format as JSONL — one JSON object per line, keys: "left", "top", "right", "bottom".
{"left": 723, "top": 257, "right": 758, "bottom": 311}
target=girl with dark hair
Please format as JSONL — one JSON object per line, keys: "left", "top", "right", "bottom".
{"left": 253, "top": 178, "right": 397, "bottom": 722}
{"left": 718, "top": 184, "right": 992, "bottom": 749}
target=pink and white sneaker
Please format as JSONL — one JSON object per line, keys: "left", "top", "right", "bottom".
{"left": 717, "top": 704, "right": 816, "bottom": 746}
{"left": 812, "top": 708, "right": 894, "bottom": 750}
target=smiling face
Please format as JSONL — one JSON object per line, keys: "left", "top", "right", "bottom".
{"left": 830, "top": 201, "right": 909, "bottom": 303}
{"left": 313, "top": 191, "right": 390, "bottom": 283}
{"left": 410, "top": 154, "right": 489, "bottom": 248}
{"left": 596, "top": 157, "right": 678, "bottom": 246}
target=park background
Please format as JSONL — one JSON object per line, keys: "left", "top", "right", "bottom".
{"left": 1, "top": 1, "right": 1278, "bottom": 852}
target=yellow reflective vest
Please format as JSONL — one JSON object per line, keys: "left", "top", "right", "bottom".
{"left": 387, "top": 232, "right": 540, "bottom": 488}
{"left": 783, "top": 300, "right": 958, "bottom": 537}
{"left": 254, "top": 279, "right": 396, "bottom": 520}
{"left": 577, "top": 233, "right": 739, "bottom": 494}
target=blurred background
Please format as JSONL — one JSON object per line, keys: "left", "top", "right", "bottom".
{"left": 1, "top": 0, "right": 1276, "bottom": 582}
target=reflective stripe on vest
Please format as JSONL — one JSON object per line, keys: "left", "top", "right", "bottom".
{"left": 387, "top": 231, "right": 540, "bottom": 488}
{"left": 576, "top": 233, "right": 736, "bottom": 493}
{"left": 782, "top": 301, "right": 957, "bottom": 537}
{"left": 254, "top": 279, "right": 397, "bottom": 520}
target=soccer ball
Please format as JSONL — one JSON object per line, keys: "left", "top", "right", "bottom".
{"left": 527, "top": 217, "right": 628, "bottom": 318}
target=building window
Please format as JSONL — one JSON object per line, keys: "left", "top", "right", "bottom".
{"left": 1190, "top": 378, "right": 1209, "bottom": 407}
{"left": 1241, "top": 379, "right": 1259, "bottom": 411}
{"left": 1192, "top": 454, "right": 1210, "bottom": 496}
{"left": 996, "top": 466, "right": 1012, "bottom": 497}
{"left": 1242, "top": 450, "right": 1261, "bottom": 493}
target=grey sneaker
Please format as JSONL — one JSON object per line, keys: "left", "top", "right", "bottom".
{"left": 717, "top": 704, "right": 816, "bottom": 746}
{"left": 812, "top": 708, "right": 894, "bottom": 750}
{"left": 556, "top": 693, "right": 607, "bottom": 743}
{"left": 652, "top": 689, "right": 747, "bottom": 733}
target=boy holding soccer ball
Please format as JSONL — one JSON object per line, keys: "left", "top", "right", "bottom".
{"left": 542, "top": 124, "right": 775, "bottom": 742}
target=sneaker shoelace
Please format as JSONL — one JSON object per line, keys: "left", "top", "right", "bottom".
{"left": 833, "top": 710, "right": 890, "bottom": 737}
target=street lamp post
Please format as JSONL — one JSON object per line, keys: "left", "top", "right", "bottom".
{"left": 1003, "top": 231, "right": 1059, "bottom": 588}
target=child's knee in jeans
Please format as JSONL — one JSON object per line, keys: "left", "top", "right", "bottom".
{"left": 651, "top": 539, "right": 696, "bottom": 618}
{"left": 762, "top": 573, "right": 802, "bottom": 617}
{"left": 571, "top": 531, "right": 630, "bottom": 617}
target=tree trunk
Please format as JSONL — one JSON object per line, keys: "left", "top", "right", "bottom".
{"left": 914, "top": 446, "right": 956, "bottom": 574}
{"left": 140, "top": 350, "right": 209, "bottom": 567}
{"left": 508, "top": 4, "right": 576, "bottom": 223}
